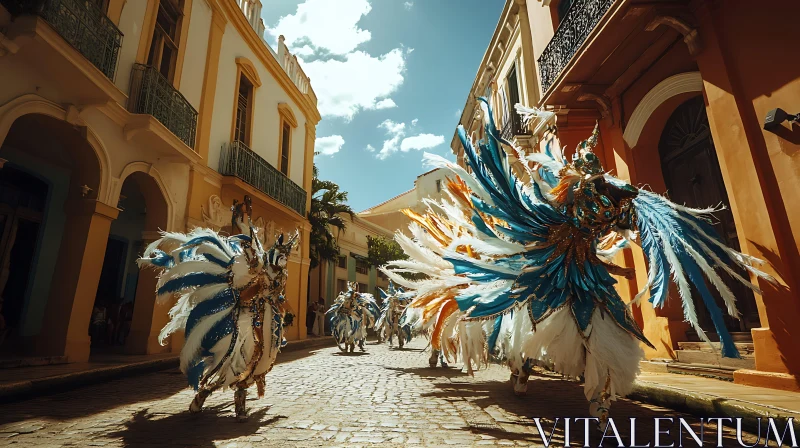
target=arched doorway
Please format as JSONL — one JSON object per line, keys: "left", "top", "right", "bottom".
{"left": 0, "top": 112, "right": 107, "bottom": 361}
{"left": 658, "top": 96, "right": 760, "bottom": 338}
{"left": 95, "top": 172, "right": 168, "bottom": 355}
{"left": 0, "top": 166, "right": 49, "bottom": 352}
{"left": 91, "top": 176, "right": 151, "bottom": 353}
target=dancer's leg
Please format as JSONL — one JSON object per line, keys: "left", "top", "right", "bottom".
{"left": 234, "top": 386, "right": 248, "bottom": 422}
{"left": 429, "top": 349, "right": 439, "bottom": 368}
{"left": 189, "top": 382, "right": 222, "bottom": 413}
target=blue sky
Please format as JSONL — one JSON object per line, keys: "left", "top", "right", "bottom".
{"left": 262, "top": 0, "right": 503, "bottom": 212}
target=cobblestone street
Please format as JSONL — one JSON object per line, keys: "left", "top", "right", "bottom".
{"left": 0, "top": 339, "right": 762, "bottom": 447}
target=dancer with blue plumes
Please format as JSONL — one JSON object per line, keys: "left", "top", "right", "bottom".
{"left": 327, "top": 282, "right": 380, "bottom": 352}
{"left": 383, "top": 96, "right": 776, "bottom": 426}
{"left": 375, "top": 281, "right": 414, "bottom": 349}
{"left": 138, "top": 195, "right": 299, "bottom": 421}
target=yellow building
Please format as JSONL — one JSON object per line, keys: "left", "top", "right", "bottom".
{"left": 0, "top": 0, "right": 318, "bottom": 363}
{"left": 359, "top": 168, "right": 451, "bottom": 236}
{"left": 308, "top": 215, "right": 392, "bottom": 315}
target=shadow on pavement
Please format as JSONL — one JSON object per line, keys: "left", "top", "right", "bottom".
{"left": 107, "top": 406, "right": 285, "bottom": 447}
{"left": 331, "top": 351, "right": 370, "bottom": 357}
{"left": 0, "top": 345, "right": 324, "bottom": 426}
{"left": 384, "top": 366, "right": 466, "bottom": 379}
{"left": 392, "top": 365, "right": 754, "bottom": 447}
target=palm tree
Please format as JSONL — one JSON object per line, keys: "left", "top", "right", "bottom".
{"left": 308, "top": 163, "right": 354, "bottom": 269}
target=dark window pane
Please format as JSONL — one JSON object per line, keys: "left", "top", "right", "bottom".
{"left": 280, "top": 123, "right": 290, "bottom": 174}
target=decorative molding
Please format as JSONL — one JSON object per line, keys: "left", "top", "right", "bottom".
{"left": 0, "top": 31, "right": 20, "bottom": 57}
{"left": 199, "top": 194, "right": 275, "bottom": 244}
{"left": 646, "top": 15, "right": 701, "bottom": 56}
{"left": 577, "top": 93, "right": 612, "bottom": 120}
{"left": 235, "top": 56, "right": 262, "bottom": 87}
{"left": 278, "top": 103, "right": 298, "bottom": 128}
{"left": 623, "top": 71, "right": 703, "bottom": 148}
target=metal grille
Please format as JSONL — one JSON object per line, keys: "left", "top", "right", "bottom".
{"left": 1, "top": 0, "right": 123, "bottom": 80}
{"left": 537, "top": 0, "right": 616, "bottom": 93}
{"left": 128, "top": 63, "right": 198, "bottom": 149}
{"left": 219, "top": 140, "right": 307, "bottom": 216}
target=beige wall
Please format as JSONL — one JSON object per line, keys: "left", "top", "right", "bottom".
{"left": 208, "top": 27, "right": 307, "bottom": 186}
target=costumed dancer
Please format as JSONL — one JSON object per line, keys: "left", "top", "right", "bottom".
{"left": 384, "top": 97, "right": 775, "bottom": 425}
{"left": 138, "top": 196, "right": 299, "bottom": 421}
{"left": 375, "top": 281, "right": 414, "bottom": 348}
{"left": 327, "top": 282, "right": 380, "bottom": 352}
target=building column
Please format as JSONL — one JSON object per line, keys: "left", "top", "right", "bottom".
{"left": 195, "top": 4, "right": 227, "bottom": 161}
{"left": 36, "top": 199, "right": 119, "bottom": 362}
{"left": 296, "top": 222, "right": 312, "bottom": 340}
{"left": 368, "top": 266, "right": 377, "bottom": 296}
{"left": 514, "top": 0, "right": 542, "bottom": 105}
{"left": 693, "top": 4, "right": 800, "bottom": 391}
{"left": 347, "top": 255, "right": 355, "bottom": 282}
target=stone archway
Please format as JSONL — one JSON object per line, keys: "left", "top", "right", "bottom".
{"left": 0, "top": 110, "right": 114, "bottom": 362}
{"left": 624, "top": 72, "right": 703, "bottom": 149}
{"left": 101, "top": 170, "right": 171, "bottom": 355}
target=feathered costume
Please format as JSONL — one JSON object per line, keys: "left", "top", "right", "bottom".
{"left": 138, "top": 195, "right": 299, "bottom": 421}
{"left": 383, "top": 98, "right": 775, "bottom": 423}
{"left": 327, "top": 282, "right": 380, "bottom": 352}
{"left": 375, "top": 281, "right": 414, "bottom": 348}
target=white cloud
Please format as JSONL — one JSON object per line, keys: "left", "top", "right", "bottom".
{"left": 411, "top": 118, "right": 419, "bottom": 127}
{"left": 366, "top": 144, "right": 376, "bottom": 152}
{"left": 269, "top": 0, "right": 371, "bottom": 55}
{"left": 377, "top": 119, "right": 406, "bottom": 160}
{"left": 375, "top": 98, "right": 397, "bottom": 110}
{"left": 401, "top": 134, "right": 445, "bottom": 152}
{"left": 293, "top": 45, "right": 315, "bottom": 57}
{"left": 267, "top": 0, "right": 411, "bottom": 121}
{"left": 376, "top": 120, "right": 443, "bottom": 160}
{"left": 379, "top": 119, "right": 406, "bottom": 135}
{"left": 316, "top": 135, "right": 345, "bottom": 156}
{"left": 404, "top": 1, "right": 414, "bottom": 10}
{"left": 455, "top": 108, "right": 462, "bottom": 118}
{"left": 299, "top": 49, "right": 408, "bottom": 120}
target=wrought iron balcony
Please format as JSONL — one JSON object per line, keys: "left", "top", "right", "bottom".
{"left": 537, "top": 0, "right": 616, "bottom": 94}
{"left": 500, "top": 114, "right": 530, "bottom": 141}
{"left": 128, "top": 64, "right": 198, "bottom": 149}
{"left": 1, "top": 0, "right": 123, "bottom": 80}
{"left": 219, "top": 140, "right": 308, "bottom": 216}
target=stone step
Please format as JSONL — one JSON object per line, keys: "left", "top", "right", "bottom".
{"left": 677, "top": 340, "right": 754, "bottom": 354}
{"left": 666, "top": 362, "right": 737, "bottom": 381}
{"left": 675, "top": 349, "right": 755, "bottom": 369}
{"left": 0, "top": 356, "right": 69, "bottom": 369}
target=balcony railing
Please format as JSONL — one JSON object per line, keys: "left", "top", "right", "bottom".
{"left": 128, "top": 64, "right": 198, "bottom": 149}
{"left": 501, "top": 114, "right": 530, "bottom": 141}
{"left": 1, "top": 0, "right": 123, "bottom": 80}
{"left": 537, "top": 0, "right": 616, "bottom": 93}
{"left": 219, "top": 140, "right": 308, "bottom": 216}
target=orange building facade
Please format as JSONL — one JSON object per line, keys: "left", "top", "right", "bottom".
{"left": 520, "top": 0, "right": 800, "bottom": 391}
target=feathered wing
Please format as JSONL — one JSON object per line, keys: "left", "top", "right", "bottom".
{"left": 138, "top": 228, "right": 246, "bottom": 389}
{"left": 632, "top": 189, "right": 776, "bottom": 357}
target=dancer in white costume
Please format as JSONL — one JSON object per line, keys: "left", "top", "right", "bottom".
{"left": 327, "top": 282, "right": 380, "bottom": 352}
{"left": 384, "top": 98, "right": 775, "bottom": 425}
{"left": 375, "top": 281, "right": 414, "bottom": 348}
{"left": 138, "top": 196, "right": 299, "bottom": 421}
